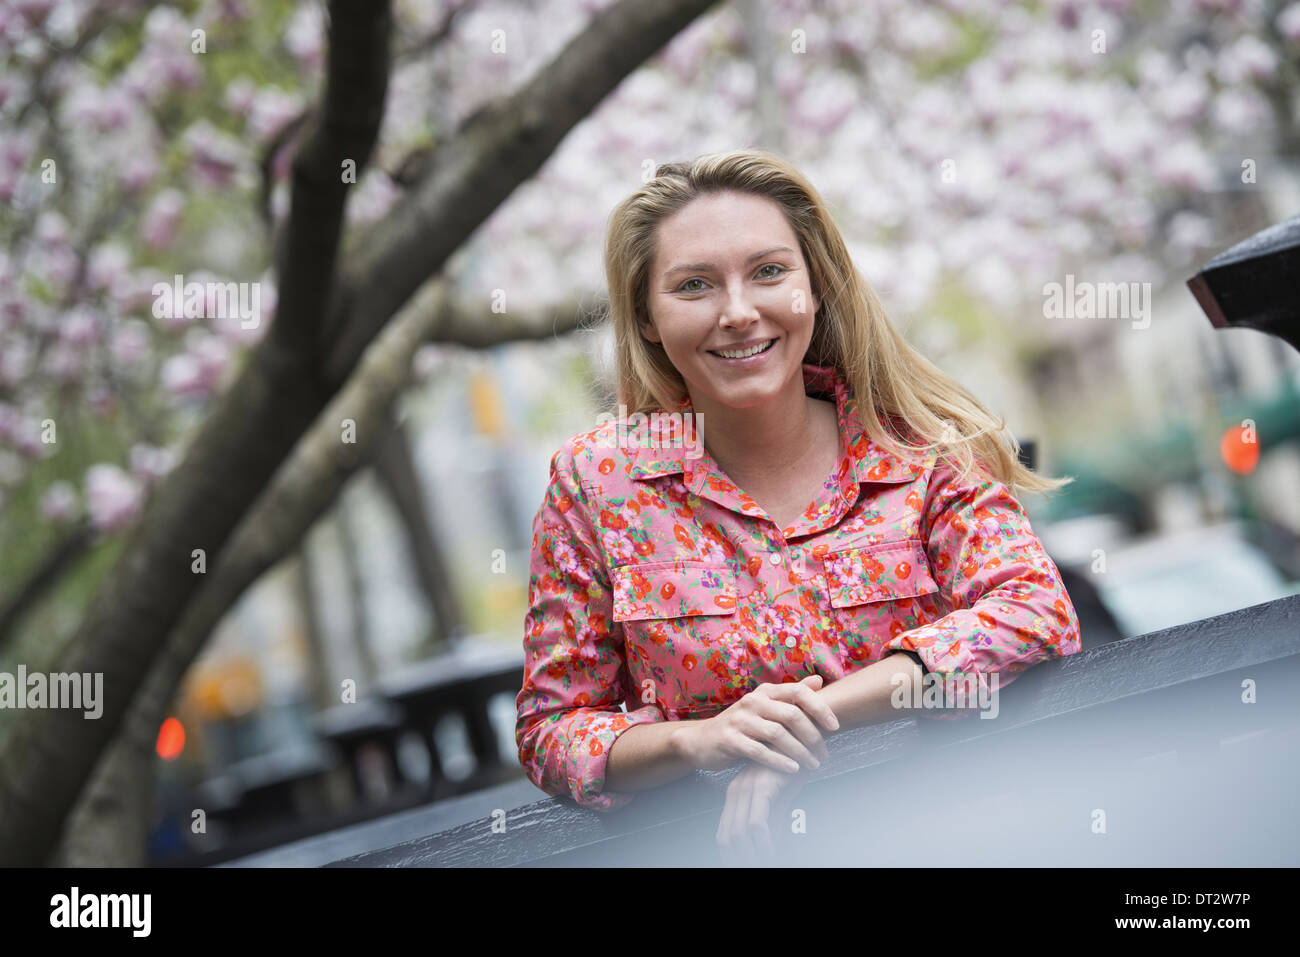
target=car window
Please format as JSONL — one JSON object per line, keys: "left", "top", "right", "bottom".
{"left": 1096, "top": 541, "right": 1297, "bottom": 638}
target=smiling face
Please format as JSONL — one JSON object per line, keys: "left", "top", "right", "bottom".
{"left": 641, "top": 190, "right": 820, "bottom": 411}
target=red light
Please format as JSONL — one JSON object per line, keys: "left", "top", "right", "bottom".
{"left": 1220, "top": 424, "right": 1260, "bottom": 475}
{"left": 156, "top": 717, "right": 185, "bottom": 761}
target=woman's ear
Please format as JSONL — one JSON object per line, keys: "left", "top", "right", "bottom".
{"left": 638, "top": 311, "right": 662, "bottom": 344}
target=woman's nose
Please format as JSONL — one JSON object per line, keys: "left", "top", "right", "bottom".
{"left": 718, "top": 283, "right": 760, "bottom": 327}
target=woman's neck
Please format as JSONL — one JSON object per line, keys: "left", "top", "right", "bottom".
{"left": 694, "top": 385, "right": 837, "bottom": 492}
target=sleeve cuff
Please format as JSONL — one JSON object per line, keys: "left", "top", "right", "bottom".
{"left": 882, "top": 635, "right": 984, "bottom": 722}
{"left": 569, "top": 703, "right": 667, "bottom": 811}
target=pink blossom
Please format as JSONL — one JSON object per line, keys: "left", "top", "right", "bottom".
{"left": 88, "top": 242, "right": 131, "bottom": 294}
{"left": 1278, "top": 4, "right": 1300, "bottom": 43}
{"left": 63, "top": 82, "right": 135, "bottom": 134}
{"left": 1193, "top": 0, "right": 1244, "bottom": 12}
{"left": 11, "top": 414, "right": 46, "bottom": 459}
{"left": 1151, "top": 71, "right": 1208, "bottom": 124}
{"left": 0, "top": 337, "right": 31, "bottom": 386}
{"left": 191, "top": 330, "right": 232, "bottom": 381}
{"left": 1216, "top": 35, "right": 1277, "bottom": 84}
{"left": 85, "top": 463, "right": 142, "bottom": 533}
{"left": 0, "top": 7, "right": 29, "bottom": 44}
{"left": 140, "top": 189, "right": 185, "bottom": 250}
{"left": 34, "top": 210, "right": 69, "bottom": 244}
{"left": 15, "top": 0, "right": 56, "bottom": 30}
{"left": 247, "top": 86, "right": 305, "bottom": 146}
{"left": 1167, "top": 210, "right": 1214, "bottom": 257}
{"left": 113, "top": 147, "right": 158, "bottom": 194}
{"left": 41, "top": 480, "right": 79, "bottom": 524}
{"left": 0, "top": 402, "right": 18, "bottom": 441}
{"left": 160, "top": 332, "right": 230, "bottom": 398}
{"left": 160, "top": 353, "right": 208, "bottom": 399}
{"left": 1212, "top": 88, "right": 1269, "bottom": 135}
{"left": 223, "top": 75, "right": 257, "bottom": 116}
{"left": 284, "top": 3, "right": 325, "bottom": 68}
{"left": 181, "top": 120, "right": 247, "bottom": 190}
{"left": 200, "top": 0, "right": 252, "bottom": 23}
{"left": 658, "top": 23, "right": 710, "bottom": 84}
{"left": 346, "top": 170, "right": 402, "bottom": 225}
{"left": 58, "top": 307, "right": 100, "bottom": 346}
{"left": 111, "top": 318, "right": 153, "bottom": 368}
{"left": 42, "top": 339, "right": 82, "bottom": 384}
{"left": 29, "top": 242, "right": 80, "bottom": 291}
{"left": 1152, "top": 142, "right": 1217, "bottom": 191}
{"left": 87, "top": 384, "right": 116, "bottom": 419}
{"left": 130, "top": 443, "right": 177, "bottom": 485}
{"left": 109, "top": 270, "right": 159, "bottom": 314}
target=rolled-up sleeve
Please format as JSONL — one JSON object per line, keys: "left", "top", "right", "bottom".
{"left": 880, "top": 457, "right": 1082, "bottom": 701}
{"left": 515, "top": 439, "right": 667, "bottom": 811}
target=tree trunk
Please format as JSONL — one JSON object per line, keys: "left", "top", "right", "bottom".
{"left": 292, "top": 546, "right": 334, "bottom": 712}
{"left": 373, "top": 415, "right": 466, "bottom": 648}
{"left": 333, "top": 490, "right": 379, "bottom": 688}
{"left": 0, "top": 0, "right": 720, "bottom": 868}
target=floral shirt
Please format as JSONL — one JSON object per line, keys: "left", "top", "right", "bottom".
{"left": 516, "top": 363, "right": 1082, "bottom": 811}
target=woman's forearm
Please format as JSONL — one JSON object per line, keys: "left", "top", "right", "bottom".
{"left": 816, "top": 652, "right": 925, "bottom": 731}
{"left": 605, "top": 653, "right": 923, "bottom": 793}
{"left": 604, "top": 719, "right": 699, "bottom": 792}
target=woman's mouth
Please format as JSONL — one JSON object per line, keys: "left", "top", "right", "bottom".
{"left": 708, "top": 338, "right": 777, "bottom": 363}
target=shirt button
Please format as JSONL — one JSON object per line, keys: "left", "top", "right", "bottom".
{"left": 769, "top": 552, "right": 782, "bottom": 565}
{"left": 784, "top": 636, "right": 797, "bottom": 648}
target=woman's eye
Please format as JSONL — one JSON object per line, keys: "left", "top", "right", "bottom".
{"left": 678, "top": 278, "right": 706, "bottom": 292}
{"left": 757, "top": 263, "right": 786, "bottom": 279}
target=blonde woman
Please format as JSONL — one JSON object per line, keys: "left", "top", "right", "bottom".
{"left": 515, "top": 148, "right": 1082, "bottom": 862}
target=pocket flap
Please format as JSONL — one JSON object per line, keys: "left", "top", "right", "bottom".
{"left": 821, "top": 539, "right": 939, "bottom": 608}
{"left": 610, "top": 562, "right": 738, "bottom": 622}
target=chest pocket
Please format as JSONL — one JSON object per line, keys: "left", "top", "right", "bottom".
{"left": 821, "top": 538, "right": 940, "bottom": 608}
{"left": 610, "top": 561, "right": 739, "bottom": 622}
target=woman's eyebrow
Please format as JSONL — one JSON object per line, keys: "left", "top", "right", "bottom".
{"left": 663, "top": 245, "right": 796, "bottom": 276}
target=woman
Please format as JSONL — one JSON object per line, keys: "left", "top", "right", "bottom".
{"left": 515, "top": 148, "right": 1082, "bottom": 859}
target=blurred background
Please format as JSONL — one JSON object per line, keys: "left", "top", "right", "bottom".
{"left": 0, "top": 0, "right": 1298, "bottom": 866}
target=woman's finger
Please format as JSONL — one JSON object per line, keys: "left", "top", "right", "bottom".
{"left": 760, "top": 698, "right": 829, "bottom": 763}
{"left": 732, "top": 784, "right": 757, "bottom": 865}
{"left": 716, "top": 786, "right": 738, "bottom": 855}
{"left": 766, "top": 679, "right": 841, "bottom": 734}
{"left": 749, "top": 787, "right": 775, "bottom": 858}
{"left": 739, "top": 733, "right": 800, "bottom": 774}
{"left": 748, "top": 715, "right": 820, "bottom": 770}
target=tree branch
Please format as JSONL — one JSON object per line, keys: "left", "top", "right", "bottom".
{"left": 273, "top": 0, "right": 393, "bottom": 358}
{"left": 321, "top": 0, "right": 722, "bottom": 381}
{"left": 0, "top": 521, "right": 95, "bottom": 648}
{"left": 0, "top": 0, "right": 716, "bottom": 867}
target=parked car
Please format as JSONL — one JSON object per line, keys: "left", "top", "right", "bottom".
{"left": 1081, "top": 521, "right": 1300, "bottom": 639}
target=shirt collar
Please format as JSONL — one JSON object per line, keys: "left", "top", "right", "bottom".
{"left": 629, "top": 363, "right": 928, "bottom": 488}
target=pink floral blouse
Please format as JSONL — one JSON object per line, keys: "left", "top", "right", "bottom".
{"left": 516, "top": 363, "right": 1082, "bottom": 811}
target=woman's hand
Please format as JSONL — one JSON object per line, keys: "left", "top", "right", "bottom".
{"left": 677, "top": 674, "right": 840, "bottom": 774}
{"left": 716, "top": 762, "right": 810, "bottom": 865}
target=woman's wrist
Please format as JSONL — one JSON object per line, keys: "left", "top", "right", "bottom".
{"left": 606, "top": 718, "right": 701, "bottom": 793}
{"left": 668, "top": 716, "right": 701, "bottom": 766}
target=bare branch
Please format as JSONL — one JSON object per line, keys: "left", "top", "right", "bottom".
{"left": 0, "top": 521, "right": 95, "bottom": 647}
{"left": 273, "top": 0, "right": 394, "bottom": 357}
{"left": 321, "top": 0, "right": 722, "bottom": 381}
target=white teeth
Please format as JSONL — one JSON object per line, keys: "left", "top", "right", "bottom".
{"left": 713, "top": 339, "right": 775, "bottom": 359}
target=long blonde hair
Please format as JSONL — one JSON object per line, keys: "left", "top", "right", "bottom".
{"left": 600, "top": 147, "right": 1073, "bottom": 497}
